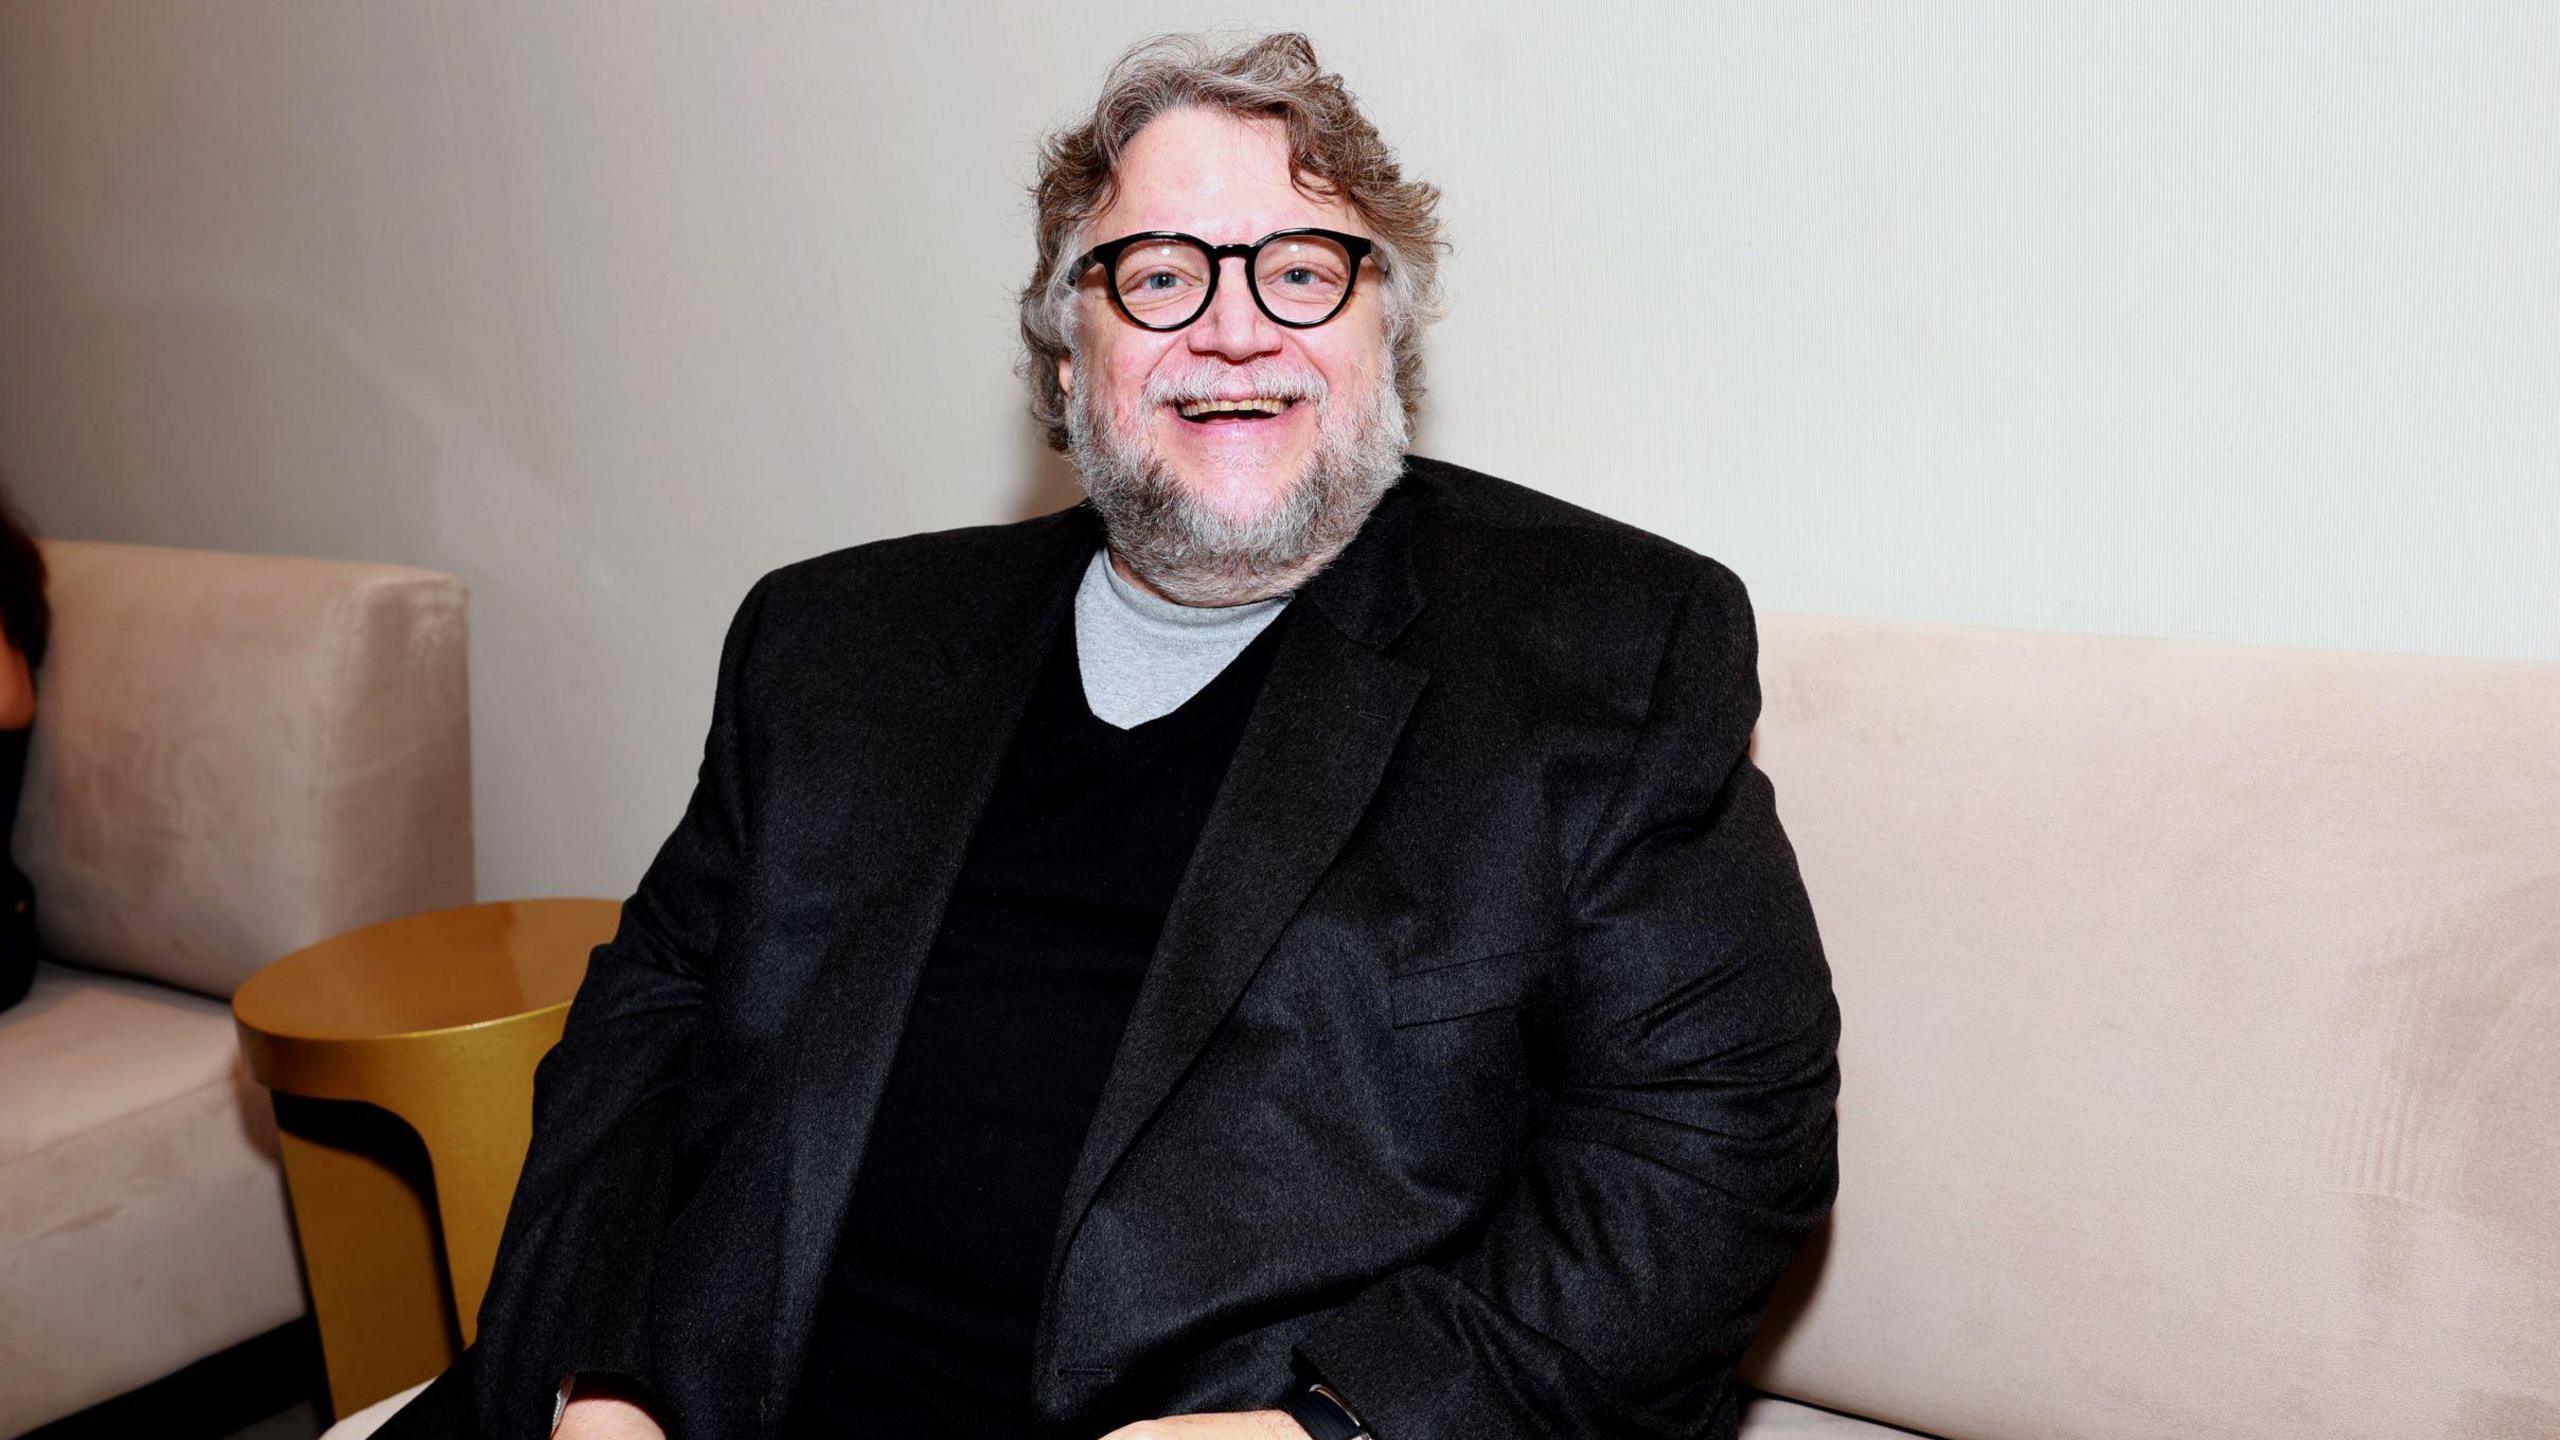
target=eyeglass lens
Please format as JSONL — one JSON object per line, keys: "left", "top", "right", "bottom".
{"left": 1110, "top": 234, "right": 1356, "bottom": 327}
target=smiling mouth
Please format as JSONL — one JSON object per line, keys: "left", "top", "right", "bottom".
{"left": 1174, "top": 397, "right": 1298, "bottom": 424}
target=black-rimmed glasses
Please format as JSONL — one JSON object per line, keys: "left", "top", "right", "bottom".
{"left": 1072, "top": 227, "right": 1379, "bottom": 331}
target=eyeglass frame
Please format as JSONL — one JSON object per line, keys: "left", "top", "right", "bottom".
{"left": 1070, "top": 227, "right": 1382, "bottom": 332}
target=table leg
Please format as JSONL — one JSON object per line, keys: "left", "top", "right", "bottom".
{"left": 272, "top": 1096, "right": 461, "bottom": 1420}
{"left": 386, "top": 1009, "right": 562, "bottom": 1346}
{"left": 403, "top": 1105, "right": 535, "bottom": 1347}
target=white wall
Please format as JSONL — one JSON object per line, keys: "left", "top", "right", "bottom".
{"left": 2, "top": 2, "right": 2552, "bottom": 905}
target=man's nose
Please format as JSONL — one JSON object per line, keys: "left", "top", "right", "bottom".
{"left": 1186, "top": 256, "right": 1282, "bottom": 363}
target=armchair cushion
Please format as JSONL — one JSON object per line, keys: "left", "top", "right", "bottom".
{"left": 0, "top": 959, "right": 302, "bottom": 1434}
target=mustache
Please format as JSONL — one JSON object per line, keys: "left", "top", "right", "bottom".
{"left": 1141, "top": 361, "right": 1330, "bottom": 407}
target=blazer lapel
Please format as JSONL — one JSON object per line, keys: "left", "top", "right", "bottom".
{"left": 765, "top": 502, "right": 1103, "bottom": 1422}
{"left": 1035, "top": 480, "right": 1431, "bottom": 1379}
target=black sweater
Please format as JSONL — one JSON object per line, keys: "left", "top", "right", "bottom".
{"left": 781, "top": 599, "right": 1291, "bottom": 1437}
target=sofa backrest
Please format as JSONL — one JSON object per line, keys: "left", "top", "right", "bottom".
{"left": 1738, "top": 614, "right": 2560, "bottom": 1440}
{"left": 12, "top": 540, "right": 474, "bottom": 999}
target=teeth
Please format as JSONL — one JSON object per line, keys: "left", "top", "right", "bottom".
{"left": 1176, "top": 397, "right": 1289, "bottom": 419}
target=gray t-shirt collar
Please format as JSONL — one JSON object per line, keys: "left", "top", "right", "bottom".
{"left": 1072, "top": 546, "right": 1292, "bottom": 729}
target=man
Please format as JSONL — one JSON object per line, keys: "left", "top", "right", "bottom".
{"left": 385, "top": 30, "right": 1837, "bottom": 1440}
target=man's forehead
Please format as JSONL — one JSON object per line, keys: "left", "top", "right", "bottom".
{"left": 1096, "top": 108, "right": 1364, "bottom": 243}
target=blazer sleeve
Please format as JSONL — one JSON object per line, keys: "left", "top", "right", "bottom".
{"left": 1292, "top": 561, "right": 1841, "bottom": 1438}
{"left": 454, "top": 573, "right": 774, "bottom": 1440}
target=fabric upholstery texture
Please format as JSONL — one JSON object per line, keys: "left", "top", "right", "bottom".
{"left": 0, "top": 538, "right": 475, "bottom": 1434}
{"left": 11, "top": 539, "right": 474, "bottom": 999}
{"left": 0, "top": 961, "right": 304, "bottom": 1435}
{"left": 1737, "top": 616, "right": 2560, "bottom": 1440}
{"left": 1736, "top": 1395, "right": 1935, "bottom": 1438}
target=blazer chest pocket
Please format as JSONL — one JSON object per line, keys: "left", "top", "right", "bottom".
{"left": 1389, "top": 946, "right": 1557, "bottom": 1027}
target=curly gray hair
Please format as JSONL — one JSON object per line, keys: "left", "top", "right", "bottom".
{"left": 1018, "top": 32, "right": 1448, "bottom": 452}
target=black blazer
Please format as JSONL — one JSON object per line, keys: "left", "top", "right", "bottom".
{"left": 385, "top": 457, "right": 1840, "bottom": 1440}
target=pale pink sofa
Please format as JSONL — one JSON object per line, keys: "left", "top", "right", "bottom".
{"left": 1732, "top": 614, "right": 2560, "bottom": 1438}
{"left": 0, "top": 540, "right": 473, "bottom": 1436}
{"left": 335, "top": 611, "right": 2559, "bottom": 1440}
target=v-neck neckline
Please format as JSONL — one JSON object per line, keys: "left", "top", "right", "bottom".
{"left": 1047, "top": 595, "right": 1292, "bottom": 749}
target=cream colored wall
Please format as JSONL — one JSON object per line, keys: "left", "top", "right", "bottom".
{"left": 1, "top": 2, "right": 2552, "bottom": 903}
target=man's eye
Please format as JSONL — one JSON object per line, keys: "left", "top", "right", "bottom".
{"left": 1268, "top": 262, "right": 1344, "bottom": 290}
{"left": 1135, "top": 271, "right": 1189, "bottom": 291}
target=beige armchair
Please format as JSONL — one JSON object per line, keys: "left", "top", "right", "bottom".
{"left": 0, "top": 539, "right": 472, "bottom": 1436}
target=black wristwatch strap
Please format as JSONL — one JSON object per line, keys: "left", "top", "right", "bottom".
{"left": 1279, "top": 1377, "right": 1369, "bottom": 1439}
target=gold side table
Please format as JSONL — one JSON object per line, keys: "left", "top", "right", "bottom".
{"left": 233, "top": 898, "right": 619, "bottom": 1419}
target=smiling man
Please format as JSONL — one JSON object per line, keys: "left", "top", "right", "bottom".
{"left": 1043, "top": 102, "right": 1412, "bottom": 611}
{"left": 378, "top": 30, "right": 1837, "bottom": 1440}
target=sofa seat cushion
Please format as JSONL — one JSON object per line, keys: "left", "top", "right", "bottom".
{"left": 1740, "top": 1395, "right": 1943, "bottom": 1438}
{"left": 0, "top": 959, "right": 305, "bottom": 1434}
{"left": 1, "top": 958, "right": 256, "bottom": 1164}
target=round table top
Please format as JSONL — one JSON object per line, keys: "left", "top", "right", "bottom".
{"left": 233, "top": 898, "right": 621, "bottom": 1042}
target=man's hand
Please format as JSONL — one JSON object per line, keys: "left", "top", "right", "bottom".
{"left": 1097, "top": 1411, "right": 1312, "bottom": 1440}
{"left": 553, "top": 1384, "right": 667, "bottom": 1440}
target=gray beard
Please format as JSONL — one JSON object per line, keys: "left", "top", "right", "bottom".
{"left": 1064, "top": 362, "right": 1409, "bottom": 607}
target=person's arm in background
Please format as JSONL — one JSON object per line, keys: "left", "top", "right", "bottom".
{"left": 0, "top": 484, "right": 44, "bottom": 736}
{"left": 401, "top": 574, "right": 776, "bottom": 1440}
{"left": 1289, "top": 560, "right": 1843, "bottom": 1438}
{"left": 0, "top": 491, "right": 45, "bottom": 1018}
{"left": 0, "top": 631, "right": 32, "bottom": 729}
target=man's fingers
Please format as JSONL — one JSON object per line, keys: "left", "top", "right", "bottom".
{"left": 1095, "top": 1411, "right": 1312, "bottom": 1439}
{"left": 554, "top": 1394, "right": 668, "bottom": 1440}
